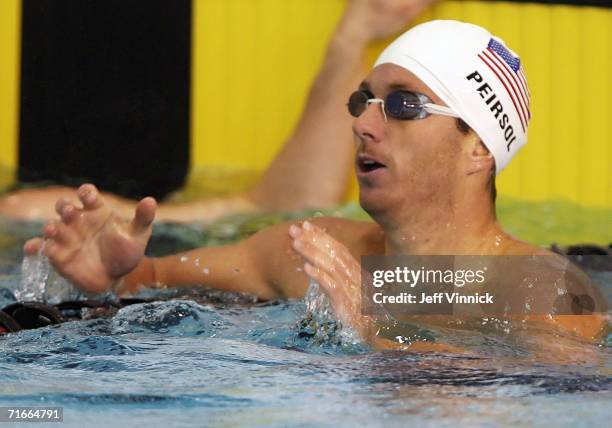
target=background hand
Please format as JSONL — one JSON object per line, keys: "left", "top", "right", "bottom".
{"left": 341, "top": 0, "right": 441, "bottom": 43}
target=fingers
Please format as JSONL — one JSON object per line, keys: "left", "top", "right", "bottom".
{"left": 40, "top": 221, "right": 81, "bottom": 265}
{"left": 290, "top": 221, "right": 361, "bottom": 290}
{"left": 55, "top": 197, "right": 70, "bottom": 216}
{"left": 55, "top": 197, "right": 80, "bottom": 223}
{"left": 23, "top": 238, "right": 43, "bottom": 255}
{"left": 130, "top": 197, "right": 157, "bottom": 235}
{"left": 291, "top": 221, "right": 356, "bottom": 278}
{"left": 288, "top": 224, "right": 302, "bottom": 239}
{"left": 77, "top": 184, "right": 104, "bottom": 210}
{"left": 304, "top": 262, "right": 339, "bottom": 292}
{"left": 292, "top": 232, "right": 333, "bottom": 273}
{"left": 291, "top": 221, "right": 366, "bottom": 332}
{"left": 42, "top": 221, "right": 58, "bottom": 239}
{"left": 291, "top": 221, "right": 336, "bottom": 266}
{"left": 42, "top": 240, "right": 74, "bottom": 266}
{"left": 304, "top": 261, "right": 358, "bottom": 327}
{"left": 25, "top": 190, "right": 87, "bottom": 256}
{"left": 302, "top": 221, "right": 347, "bottom": 257}
{"left": 42, "top": 220, "right": 78, "bottom": 247}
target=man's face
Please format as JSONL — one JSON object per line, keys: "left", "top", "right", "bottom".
{"left": 353, "top": 64, "right": 466, "bottom": 219}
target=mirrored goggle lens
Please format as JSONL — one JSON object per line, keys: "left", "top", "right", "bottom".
{"left": 347, "top": 91, "right": 369, "bottom": 118}
{"left": 385, "top": 91, "right": 422, "bottom": 120}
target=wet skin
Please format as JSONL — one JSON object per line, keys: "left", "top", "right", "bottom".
{"left": 24, "top": 65, "right": 606, "bottom": 351}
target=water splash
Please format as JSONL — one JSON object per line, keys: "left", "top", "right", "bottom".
{"left": 17, "top": 241, "right": 83, "bottom": 304}
{"left": 43, "top": 270, "right": 85, "bottom": 305}
{"left": 296, "top": 279, "right": 363, "bottom": 348}
{"left": 16, "top": 242, "right": 50, "bottom": 302}
{"left": 304, "top": 280, "right": 333, "bottom": 320}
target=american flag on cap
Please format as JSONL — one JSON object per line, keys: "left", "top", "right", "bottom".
{"left": 477, "top": 38, "right": 531, "bottom": 132}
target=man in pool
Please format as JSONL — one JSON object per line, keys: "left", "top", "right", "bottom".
{"left": 24, "top": 20, "right": 607, "bottom": 349}
{"left": 0, "top": 0, "right": 439, "bottom": 223}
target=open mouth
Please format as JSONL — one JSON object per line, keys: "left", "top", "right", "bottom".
{"left": 357, "top": 157, "right": 386, "bottom": 174}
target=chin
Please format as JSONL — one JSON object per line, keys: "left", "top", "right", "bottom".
{"left": 359, "top": 187, "right": 395, "bottom": 219}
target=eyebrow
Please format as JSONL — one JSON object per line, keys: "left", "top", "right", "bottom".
{"left": 358, "top": 81, "right": 371, "bottom": 91}
{"left": 388, "top": 82, "right": 415, "bottom": 91}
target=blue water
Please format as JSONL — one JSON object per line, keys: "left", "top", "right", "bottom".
{"left": 0, "top": 216, "right": 610, "bottom": 427}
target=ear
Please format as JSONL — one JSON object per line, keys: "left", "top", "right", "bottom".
{"left": 465, "top": 139, "right": 494, "bottom": 175}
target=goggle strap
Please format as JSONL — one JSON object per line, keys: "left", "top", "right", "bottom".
{"left": 422, "top": 103, "right": 461, "bottom": 118}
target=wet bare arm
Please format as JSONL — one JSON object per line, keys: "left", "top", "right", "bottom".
{"left": 121, "top": 222, "right": 308, "bottom": 300}
{"left": 122, "top": 217, "right": 382, "bottom": 300}
{"left": 247, "top": 17, "right": 367, "bottom": 210}
{"left": 23, "top": 184, "right": 379, "bottom": 301}
{"left": 248, "top": 0, "right": 440, "bottom": 211}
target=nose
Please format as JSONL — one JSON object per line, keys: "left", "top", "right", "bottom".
{"left": 352, "top": 99, "right": 386, "bottom": 143}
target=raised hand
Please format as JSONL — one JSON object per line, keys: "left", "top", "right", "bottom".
{"left": 341, "top": 0, "right": 441, "bottom": 43}
{"left": 289, "top": 221, "right": 371, "bottom": 338}
{"left": 23, "top": 184, "right": 156, "bottom": 293}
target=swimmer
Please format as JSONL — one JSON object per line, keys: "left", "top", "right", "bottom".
{"left": 24, "top": 20, "right": 607, "bottom": 351}
{"left": 0, "top": 0, "right": 440, "bottom": 223}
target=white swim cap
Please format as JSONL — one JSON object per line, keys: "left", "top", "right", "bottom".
{"left": 375, "top": 20, "right": 531, "bottom": 174}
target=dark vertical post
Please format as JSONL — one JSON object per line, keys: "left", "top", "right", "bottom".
{"left": 19, "top": 0, "right": 192, "bottom": 200}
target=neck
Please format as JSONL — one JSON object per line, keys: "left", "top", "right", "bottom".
{"left": 376, "top": 188, "right": 503, "bottom": 256}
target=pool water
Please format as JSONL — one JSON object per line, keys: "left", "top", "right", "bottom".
{"left": 0, "top": 209, "right": 610, "bottom": 427}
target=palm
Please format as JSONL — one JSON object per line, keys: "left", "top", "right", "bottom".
{"left": 25, "top": 184, "right": 156, "bottom": 294}
{"left": 64, "top": 213, "right": 146, "bottom": 292}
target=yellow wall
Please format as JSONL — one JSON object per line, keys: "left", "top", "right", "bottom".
{"left": 0, "top": 0, "right": 20, "bottom": 175}
{"left": 1, "top": 1, "right": 610, "bottom": 207}
{"left": 192, "top": 0, "right": 611, "bottom": 207}
{"left": 192, "top": 0, "right": 345, "bottom": 170}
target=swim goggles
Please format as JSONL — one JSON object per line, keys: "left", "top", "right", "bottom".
{"left": 347, "top": 90, "right": 460, "bottom": 122}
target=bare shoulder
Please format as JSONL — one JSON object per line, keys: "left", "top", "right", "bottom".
{"left": 308, "top": 216, "right": 385, "bottom": 256}
{"left": 502, "top": 237, "right": 554, "bottom": 256}
{"left": 506, "top": 236, "right": 607, "bottom": 323}
{"left": 502, "top": 237, "right": 571, "bottom": 271}
{"left": 503, "top": 237, "right": 592, "bottom": 285}
{"left": 503, "top": 238, "right": 599, "bottom": 279}
{"left": 246, "top": 215, "right": 384, "bottom": 266}
{"left": 241, "top": 216, "right": 383, "bottom": 298}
